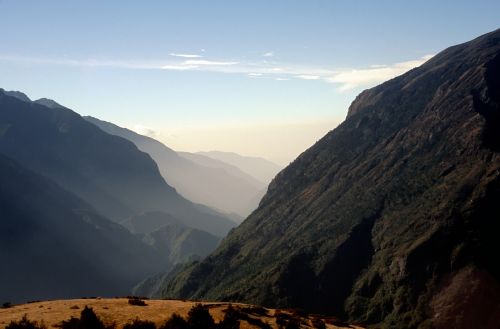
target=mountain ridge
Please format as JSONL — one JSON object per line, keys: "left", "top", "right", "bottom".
{"left": 85, "top": 116, "right": 266, "bottom": 218}
{"left": 0, "top": 92, "right": 236, "bottom": 236}
{"left": 157, "top": 28, "right": 500, "bottom": 329}
{"left": 0, "top": 153, "right": 167, "bottom": 303}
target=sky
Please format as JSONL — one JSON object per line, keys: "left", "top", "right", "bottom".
{"left": 0, "top": 1, "right": 499, "bottom": 164}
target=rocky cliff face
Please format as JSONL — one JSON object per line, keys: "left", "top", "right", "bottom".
{"left": 158, "top": 29, "right": 500, "bottom": 328}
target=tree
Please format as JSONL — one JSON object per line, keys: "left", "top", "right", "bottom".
{"left": 160, "top": 313, "right": 188, "bottom": 329}
{"left": 58, "top": 306, "right": 112, "bottom": 329}
{"left": 217, "top": 305, "right": 239, "bottom": 329}
{"left": 79, "top": 306, "right": 105, "bottom": 329}
{"left": 187, "top": 304, "right": 215, "bottom": 329}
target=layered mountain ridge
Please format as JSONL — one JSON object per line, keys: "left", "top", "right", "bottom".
{"left": 0, "top": 89, "right": 238, "bottom": 303}
{"left": 84, "top": 116, "right": 268, "bottom": 218}
{"left": 0, "top": 92, "right": 236, "bottom": 236}
{"left": 0, "top": 153, "right": 166, "bottom": 303}
{"left": 158, "top": 29, "right": 500, "bottom": 329}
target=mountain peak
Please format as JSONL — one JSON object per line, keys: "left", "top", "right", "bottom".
{"left": 34, "top": 98, "right": 66, "bottom": 109}
{"left": 0, "top": 88, "right": 31, "bottom": 103}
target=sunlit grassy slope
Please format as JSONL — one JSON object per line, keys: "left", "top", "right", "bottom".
{"left": 0, "top": 298, "right": 364, "bottom": 329}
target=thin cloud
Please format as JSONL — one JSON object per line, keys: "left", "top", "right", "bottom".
{"left": 133, "top": 125, "right": 159, "bottom": 138}
{"left": 169, "top": 53, "right": 203, "bottom": 58}
{"left": 263, "top": 52, "right": 274, "bottom": 57}
{"left": 326, "top": 54, "right": 433, "bottom": 91}
{"left": 296, "top": 75, "right": 320, "bottom": 80}
{"left": 0, "top": 53, "right": 434, "bottom": 90}
{"left": 161, "top": 64, "right": 199, "bottom": 70}
{"left": 183, "top": 59, "right": 239, "bottom": 66}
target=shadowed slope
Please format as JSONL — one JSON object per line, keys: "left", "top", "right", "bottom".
{"left": 158, "top": 29, "right": 500, "bottom": 328}
{"left": 0, "top": 154, "right": 166, "bottom": 303}
{"left": 0, "top": 93, "right": 236, "bottom": 236}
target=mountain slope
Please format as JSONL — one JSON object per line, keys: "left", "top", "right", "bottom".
{"left": 0, "top": 154, "right": 167, "bottom": 303}
{"left": 0, "top": 92, "right": 235, "bottom": 236}
{"left": 197, "top": 151, "right": 282, "bottom": 184}
{"left": 123, "top": 211, "right": 221, "bottom": 265}
{"left": 158, "top": 29, "right": 500, "bottom": 328}
{"left": 84, "top": 116, "right": 265, "bottom": 218}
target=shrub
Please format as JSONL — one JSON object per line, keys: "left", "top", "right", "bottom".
{"left": 2, "top": 302, "right": 12, "bottom": 308}
{"left": 6, "top": 315, "right": 46, "bottom": 329}
{"left": 160, "top": 313, "right": 188, "bottom": 329}
{"left": 284, "top": 320, "right": 300, "bottom": 329}
{"left": 311, "top": 319, "right": 325, "bottom": 329}
{"left": 187, "top": 304, "right": 215, "bottom": 329}
{"left": 57, "top": 318, "right": 80, "bottom": 329}
{"left": 58, "top": 306, "right": 113, "bottom": 329}
{"left": 259, "top": 323, "right": 271, "bottom": 329}
{"left": 275, "top": 313, "right": 289, "bottom": 327}
{"left": 128, "top": 298, "right": 147, "bottom": 306}
{"left": 123, "top": 318, "right": 156, "bottom": 329}
{"left": 217, "top": 306, "right": 239, "bottom": 329}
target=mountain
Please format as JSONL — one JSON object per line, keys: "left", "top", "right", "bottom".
{"left": 84, "top": 116, "right": 266, "bottom": 218}
{"left": 123, "top": 210, "right": 220, "bottom": 265}
{"left": 177, "top": 151, "right": 264, "bottom": 187}
{"left": 33, "top": 97, "right": 67, "bottom": 109}
{"left": 0, "top": 91, "right": 236, "bottom": 236}
{"left": 196, "top": 151, "right": 282, "bottom": 184}
{"left": 0, "top": 88, "right": 31, "bottom": 103}
{"left": 0, "top": 154, "right": 167, "bottom": 303}
{"left": 158, "top": 29, "right": 500, "bottom": 328}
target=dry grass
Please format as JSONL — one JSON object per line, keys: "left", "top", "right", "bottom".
{"left": 0, "top": 298, "right": 363, "bottom": 329}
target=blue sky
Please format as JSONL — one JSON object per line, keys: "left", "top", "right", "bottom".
{"left": 0, "top": 0, "right": 499, "bottom": 164}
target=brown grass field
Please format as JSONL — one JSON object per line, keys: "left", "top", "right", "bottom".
{"left": 0, "top": 298, "right": 364, "bottom": 329}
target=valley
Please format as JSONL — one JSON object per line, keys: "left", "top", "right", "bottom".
{"left": 0, "top": 3, "right": 499, "bottom": 328}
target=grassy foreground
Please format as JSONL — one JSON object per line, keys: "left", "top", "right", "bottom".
{"left": 0, "top": 298, "right": 363, "bottom": 329}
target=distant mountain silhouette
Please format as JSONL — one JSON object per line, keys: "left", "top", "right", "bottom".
{"left": 0, "top": 89, "right": 31, "bottom": 102}
{"left": 85, "top": 116, "right": 266, "bottom": 218}
{"left": 33, "top": 97, "right": 67, "bottom": 109}
{"left": 0, "top": 153, "right": 167, "bottom": 303}
{"left": 197, "top": 151, "right": 282, "bottom": 184}
{"left": 158, "top": 29, "right": 500, "bottom": 329}
{"left": 125, "top": 211, "right": 221, "bottom": 265}
{"left": 0, "top": 91, "right": 236, "bottom": 236}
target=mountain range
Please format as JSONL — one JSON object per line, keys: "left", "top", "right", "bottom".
{"left": 0, "top": 153, "right": 165, "bottom": 302}
{"left": 157, "top": 29, "right": 500, "bottom": 329}
{"left": 84, "top": 116, "right": 275, "bottom": 218}
{"left": 0, "top": 90, "right": 236, "bottom": 236}
{"left": 0, "top": 89, "right": 240, "bottom": 302}
{"left": 195, "top": 151, "right": 282, "bottom": 184}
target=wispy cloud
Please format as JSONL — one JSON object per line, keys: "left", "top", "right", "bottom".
{"left": 296, "top": 75, "right": 320, "bottom": 80}
{"left": 326, "top": 55, "right": 434, "bottom": 91}
{"left": 169, "top": 53, "right": 203, "bottom": 58}
{"left": 161, "top": 64, "right": 199, "bottom": 70}
{"left": 133, "top": 124, "right": 159, "bottom": 138}
{"left": 263, "top": 52, "right": 274, "bottom": 57}
{"left": 183, "top": 59, "right": 238, "bottom": 66}
{"left": 0, "top": 53, "right": 433, "bottom": 90}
